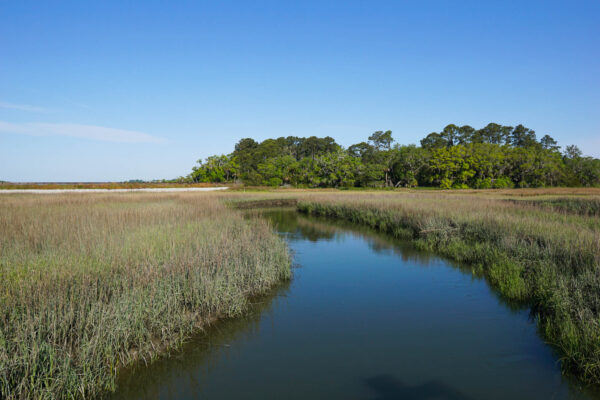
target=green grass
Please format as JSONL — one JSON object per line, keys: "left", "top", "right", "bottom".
{"left": 0, "top": 193, "right": 291, "bottom": 399}
{"left": 295, "top": 192, "right": 600, "bottom": 384}
{"left": 509, "top": 197, "right": 600, "bottom": 217}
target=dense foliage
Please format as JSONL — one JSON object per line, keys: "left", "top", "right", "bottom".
{"left": 187, "top": 123, "right": 600, "bottom": 188}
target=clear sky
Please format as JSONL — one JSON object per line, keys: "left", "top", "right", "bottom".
{"left": 1, "top": 1, "right": 599, "bottom": 182}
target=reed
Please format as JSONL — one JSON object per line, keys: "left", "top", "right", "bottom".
{"left": 3, "top": 188, "right": 599, "bottom": 397}
{"left": 0, "top": 193, "right": 290, "bottom": 399}
{"left": 509, "top": 197, "right": 600, "bottom": 217}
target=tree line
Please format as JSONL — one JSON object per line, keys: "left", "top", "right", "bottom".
{"left": 185, "top": 123, "right": 600, "bottom": 188}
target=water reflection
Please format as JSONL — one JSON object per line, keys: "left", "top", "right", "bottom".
{"left": 266, "top": 208, "right": 529, "bottom": 313}
{"left": 265, "top": 208, "right": 440, "bottom": 264}
{"left": 111, "top": 208, "right": 599, "bottom": 400}
{"left": 109, "top": 281, "right": 291, "bottom": 400}
{"left": 364, "top": 374, "right": 475, "bottom": 400}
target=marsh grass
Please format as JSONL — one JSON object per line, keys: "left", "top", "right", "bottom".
{"left": 295, "top": 192, "right": 600, "bottom": 384}
{"left": 509, "top": 198, "right": 600, "bottom": 217}
{"left": 0, "top": 193, "right": 290, "bottom": 399}
{"left": 3, "top": 188, "right": 600, "bottom": 397}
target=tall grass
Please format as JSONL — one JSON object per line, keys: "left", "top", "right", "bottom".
{"left": 509, "top": 198, "right": 600, "bottom": 217}
{"left": 295, "top": 192, "right": 600, "bottom": 384}
{"left": 0, "top": 193, "right": 290, "bottom": 399}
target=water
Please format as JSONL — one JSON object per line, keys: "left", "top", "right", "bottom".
{"left": 112, "top": 209, "right": 598, "bottom": 399}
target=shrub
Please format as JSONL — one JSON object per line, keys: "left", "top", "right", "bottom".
{"left": 493, "top": 177, "right": 514, "bottom": 188}
{"left": 265, "top": 177, "right": 283, "bottom": 187}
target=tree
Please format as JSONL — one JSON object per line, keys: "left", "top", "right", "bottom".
{"left": 190, "top": 154, "right": 238, "bottom": 183}
{"left": 283, "top": 136, "right": 304, "bottom": 160}
{"left": 439, "top": 124, "right": 461, "bottom": 146}
{"left": 368, "top": 130, "right": 394, "bottom": 151}
{"left": 469, "top": 143, "right": 509, "bottom": 185}
{"left": 390, "top": 145, "right": 428, "bottom": 187}
{"left": 575, "top": 158, "right": 600, "bottom": 186}
{"left": 564, "top": 145, "right": 582, "bottom": 159}
{"left": 233, "top": 138, "right": 259, "bottom": 177}
{"left": 425, "top": 145, "right": 475, "bottom": 188}
{"left": 509, "top": 124, "right": 537, "bottom": 147}
{"left": 256, "top": 155, "right": 299, "bottom": 186}
{"left": 474, "top": 123, "right": 512, "bottom": 144}
{"left": 563, "top": 145, "right": 600, "bottom": 186}
{"left": 420, "top": 132, "right": 447, "bottom": 149}
{"left": 190, "top": 124, "right": 600, "bottom": 188}
{"left": 348, "top": 141, "right": 378, "bottom": 164}
{"left": 458, "top": 125, "right": 476, "bottom": 144}
{"left": 298, "top": 136, "right": 340, "bottom": 160}
{"left": 314, "top": 150, "right": 362, "bottom": 187}
{"left": 540, "top": 135, "right": 560, "bottom": 152}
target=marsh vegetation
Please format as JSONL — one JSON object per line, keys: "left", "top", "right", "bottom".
{"left": 295, "top": 192, "right": 600, "bottom": 383}
{"left": 2, "top": 188, "right": 600, "bottom": 398}
{"left": 0, "top": 193, "right": 290, "bottom": 399}
{"left": 111, "top": 209, "right": 599, "bottom": 400}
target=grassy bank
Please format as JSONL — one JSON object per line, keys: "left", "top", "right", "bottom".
{"left": 0, "top": 193, "right": 291, "bottom": 399}
{"left": 296, "top": 192, "right": 600, "bottom": 384}
{"left": 509, "top": 197, "right": 600, "bottom": 217}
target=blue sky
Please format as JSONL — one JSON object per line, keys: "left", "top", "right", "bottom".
{"left": 1, "top": 1, "right": 599, "bottom": 182}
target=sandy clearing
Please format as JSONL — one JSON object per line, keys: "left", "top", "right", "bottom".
{"left": 0, "top": 187, "right": 230, "bottom": 194}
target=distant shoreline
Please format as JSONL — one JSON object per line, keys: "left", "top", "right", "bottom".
{"left": 0, "top": 187, "right": 229, "bottom": 194}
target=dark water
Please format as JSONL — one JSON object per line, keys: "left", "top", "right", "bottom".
{"left": 112, "top": 210, "right": 598, "bottom": 400}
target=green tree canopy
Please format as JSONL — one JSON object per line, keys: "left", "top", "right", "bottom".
{"left": 187, "top": 123, "right": 600, "bottom": 189}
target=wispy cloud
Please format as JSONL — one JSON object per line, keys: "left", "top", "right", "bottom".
{"left": 0, "top": 121, "right": 165, "bottom": 143}
{"left": 57, "top": 96, "right": 93, "bottom": 111}
{"left": 0, "top": 101, "right": 49, "bottom": 113}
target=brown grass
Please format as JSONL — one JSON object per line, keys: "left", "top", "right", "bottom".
{"left": 0, "top": 192, "right": 290, "bottom": 399}
{"left": 0, "top": 182, "right": 232, "bottom": 190}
